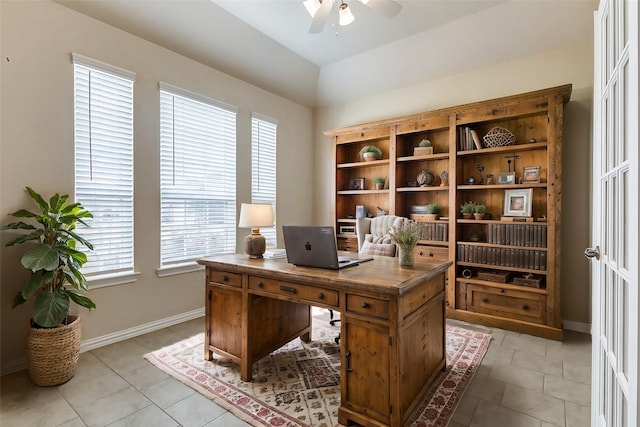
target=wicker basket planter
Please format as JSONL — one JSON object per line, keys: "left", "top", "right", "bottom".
{"left": 27, "top": 314, "right": 81, "bottom": 386}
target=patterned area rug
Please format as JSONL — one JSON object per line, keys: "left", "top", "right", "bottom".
{"left": 144, "top": 321, "right": 490, "bottom": 427}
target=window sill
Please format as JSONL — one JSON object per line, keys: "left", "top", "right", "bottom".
{"left": 156, "top": 262, "right": 204, "bottom": 278}
{"left": 88, "top": 271, "right": 141, "bottom": 289}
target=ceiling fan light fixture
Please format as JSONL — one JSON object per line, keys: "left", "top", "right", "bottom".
{"left": 339, "top": 2, "right": 355, "bottom": 26}
{"left": 359, "top": 0, "right": 370, "bottom": 4}
{"left": 303, "top": 0, "right": 322, "bottom": 17}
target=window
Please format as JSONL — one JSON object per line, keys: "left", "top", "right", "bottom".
{"left": 159, "top": 83, "right": 237, "bottom": 273}
{"left": 251, "top": 114, "right": 277, "bottom": 247}
{"left": 73, "top": 54, "right": 137, "bottom": 286}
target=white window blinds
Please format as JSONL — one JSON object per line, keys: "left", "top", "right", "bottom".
{"left": 160, "top": 83, "right": 238, "bottom": 267}
{"left": 251, "top": 114, "right": 277, "bottom": 248}
{"left": 73, "top": 54, "right": 135, "bottom": 278}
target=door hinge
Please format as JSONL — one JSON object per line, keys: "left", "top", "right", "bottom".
{"left": 389, "top": 336, "right": 392, "bottom": 345}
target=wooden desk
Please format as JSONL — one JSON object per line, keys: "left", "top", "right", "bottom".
{"left": 197, "top": 254, "right": 451, "bottom": 427}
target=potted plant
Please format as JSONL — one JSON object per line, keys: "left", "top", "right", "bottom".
{"left": 359, "top": 145, "right": 382, "bottom": 161}
{"left": 414, "top": 138, "right": 433, "bottom": 156}
{"left": 460, "top": 201, "right": 475, "bottom": 219}
{"left": 388, "top": 220, "right": 421, "bottom": 267}
{"left": 372, "top": 176, "right": 385, "bottom": 190}
{"left": 473, "top": 203, "right": 486, "bottom": 220}
{"left": 425, "top": 203, "right": 440, "bottom": 221}
{"left": 2, "top": 187, "right": 95, "bottom": 386}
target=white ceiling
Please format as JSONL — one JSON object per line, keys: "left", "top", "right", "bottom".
{"left": 54, "top": 0, "right": 595, "bottom": 108}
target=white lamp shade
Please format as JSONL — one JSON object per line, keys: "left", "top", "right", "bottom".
{"left": 339, "top": 3, "right": 355, "bottom": 26}
{"left": 238, "top": 203, "right": 274, "bottom": 228}
{"left": 303, "top": 0, "right": 321, "bottom": 17}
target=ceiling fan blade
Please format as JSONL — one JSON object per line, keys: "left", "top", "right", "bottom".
{"left": 366, "top": 0, "right": 402, "bottom": 18}
{"left": 309, "top": 0, "right": 334, "bottom": 33}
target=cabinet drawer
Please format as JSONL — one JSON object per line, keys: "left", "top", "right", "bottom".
{"left": 337, "top": 237, "right": 358, "bottom": 252}
{"left": 208, "top": 270, "right": 242, "bottom": 288}
{"left": 414, "top": 245, "right": 449, "bottom": 263}
{"left": 346, "top": 294, "right": 389, "bottom": 319}
{"left": 248, "top": 277, "right": 339, "bottom": 307}
{"left": 466, "top": 284, "right": 546, "bottom": 324}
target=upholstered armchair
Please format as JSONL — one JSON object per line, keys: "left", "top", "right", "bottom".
{"left": 355, "top": 215, "right": 409, "bottom": 257}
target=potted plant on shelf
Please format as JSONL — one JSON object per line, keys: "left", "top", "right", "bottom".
{"left": 373, "top": 176, "right": 385, "bottom": 190}
{"left": 2, "top": 187, "right": 95, "bottom": 386}
{"left": 460, "top": 201, "right": 475, "bottom": 219}
{"left": 425, "top": 203, "right": 440, "bottom": 221}
{"left": 359, "top": 145, "right": 383, "bottom": 162}
{"left": 388, "top": 220, "right": 421, "bottom": 267}
{"left": 414, "top": 138, "right": 433, "bottom": 156}
{"left": 473, "top": 203, "right": 486, "bottom": 220}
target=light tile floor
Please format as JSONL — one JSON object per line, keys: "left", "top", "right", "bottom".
{"left": 1, "top": 313, "right": 591, "bottom": 427}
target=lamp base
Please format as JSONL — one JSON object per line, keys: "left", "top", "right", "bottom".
{"left": 244, "top": 230, "right": 266, "bottom": 258}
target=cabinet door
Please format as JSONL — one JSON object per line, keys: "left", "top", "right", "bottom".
{"left": 342, "top": 318, "right": 390, "bottom": 423}
{"left": 207, "top": 284, "right": 242, "bottom": 357}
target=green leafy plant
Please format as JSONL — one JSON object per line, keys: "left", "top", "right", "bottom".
{"left": 2, "top": 187, "right": 96, "bottom": 328}
{"left": 373, "top": 176, "right": 386, "bottom": 185}
{"left": 425, "top": 203, "right": 440, "bottom": 214}
{"left": 459, "top": 201, "right": 475, "bottom": 214}
{"left": 388, "top": 220, "right": 420, "bottom": 249}
{"left": 473, "top": 203, "right": 486, "bottom": 214}
{"left": 359, "top": 145, "right": 382, "bottom": 157}
{"left": 419, "top": 139, "right": 432, "bottom": 147}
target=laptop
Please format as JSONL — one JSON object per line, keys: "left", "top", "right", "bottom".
{"left": 282, "top": 225, "right": 373, "bottom": 270}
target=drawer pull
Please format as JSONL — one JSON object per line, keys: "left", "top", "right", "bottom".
{"left": 258, "top": 281, "right": 264, "bottom": 288}
{"left": 280, "top": 285, "right": 297, "bottom": 294}
{"left": 499, "top": 289, "right": 505, "bottom": 293}
{"left": 345, "top": 351, "right": 354, "bottom": 372}
{"left": 481, "top": 298, "right": 489, "bottom": 303}
{"left": 318, "top": 292, "right": 325, "bottom": 299}
{"left": 222, "top": 275, "right": 229, "bottom": 281}
{"left": 521, "top": 304, "right": 529, "bottom": 310}
{"left": 361, "top": 301, "right": 369, "bottom": 309}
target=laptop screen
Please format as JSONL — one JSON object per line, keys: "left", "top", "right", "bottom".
{"left": 283, "top": 226, "right": 341, "bottom": 269}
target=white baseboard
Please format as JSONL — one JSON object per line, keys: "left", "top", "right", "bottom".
{"left": 1, "top": 308, "right": 205, "bottom": 377}
{"left": 563, "top": 319, "right": 592, "bottom": 335}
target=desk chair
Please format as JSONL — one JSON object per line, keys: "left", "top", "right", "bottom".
{"left": 332, "top": 215, "right": 409, "bottom": 343}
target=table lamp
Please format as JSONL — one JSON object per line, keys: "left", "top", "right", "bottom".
{"left": 238, "top": 203, "right": 274, "bottom": 258}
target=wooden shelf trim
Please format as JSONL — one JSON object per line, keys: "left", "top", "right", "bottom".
{"left": 456, "top": 141, "right": 548, "bottom": 157}
{"left": 397, "top": 153, "right": 450, "bottom": 162}
{"left": 397, "top": 186, "right": 449, "bottom": 192}
{"left": 457, "top": 241, "right": 548, "bottom": 251}
{"left": 457, "top": 183, "right": 548, "bottom": 191}
{"left": 457, "top": 261, "right": 548, "bottom": 275}
{"left": 337, "top": 189, "right": 389, "bottom": 195}
{"left": 337, "top": 159, "right": 390, "bottom": 168}
{"left": 454, "top": 277, "right": 547, "bottom": 295}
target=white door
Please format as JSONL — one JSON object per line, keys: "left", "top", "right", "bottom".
{"left": 590, "top": 1, "right": 638, "bottom": 426}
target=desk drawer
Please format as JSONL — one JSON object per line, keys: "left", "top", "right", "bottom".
{"left": 346, "top": 294, "right": 389, "bottom": 319}
{"left": 208, "top": 270, "right": 242, "bottom": 288}
{"left": 466, "top": 284, "right": 545, "bottom": 324}
{"left": 248, "top": 277, "right": 339, "bottom": 307}
{"left": 414, "top": 245, "right": 449, "bottom": 263}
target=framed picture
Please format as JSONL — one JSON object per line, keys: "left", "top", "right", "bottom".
{"left": 522, "top": 166, "right": 541, "bottom": 183}
{"left": 503, "top": 188, "right": 533, "bottom": 217}
{"left": 497, "top": 171, "right": 516, "bottom": 185}
{"left": 348, "top": 177, "right": 365, "bottom": 190}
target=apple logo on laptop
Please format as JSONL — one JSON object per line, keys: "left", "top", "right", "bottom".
{"left": 305, "top": 241, "right": 311, "bottom": 251}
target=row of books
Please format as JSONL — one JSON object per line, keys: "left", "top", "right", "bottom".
{"left": 458, "top": 127, "right": 482, "bottom": 151}
{"left": 418, "top": 222, "right": 448, "bottom": 242}
{"left": 457, "top": 244, "right": 547, "bottom": 271}
{"left": 486, "top": 223, "right": 547, "bottom": 248}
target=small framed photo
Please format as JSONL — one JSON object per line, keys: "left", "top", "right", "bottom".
{"left": 504, "top": 188, "right": 533, "bottom": 217}
{"left": 522, "top": 166, "right": 541, "bottom": 183}
{"left": 348, "top": 177, "right": 365, "bottom": 190}
{"left": 497, "top": 171, "right": 516, "bottom": 185}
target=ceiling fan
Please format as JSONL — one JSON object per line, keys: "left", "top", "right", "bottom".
{"left": 304, "top": 0, "right": 402, "bottom": 34}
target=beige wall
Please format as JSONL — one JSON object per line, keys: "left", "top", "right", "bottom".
{"left": 0, "top": 1, "right": 314, "bottom": 371}
{"left": 314, "top": 44, "right": 594, "bottom": 327}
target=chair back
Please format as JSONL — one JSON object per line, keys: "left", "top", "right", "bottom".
{"left": 355, "top": 215, "right": 409, "bottom": 256}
